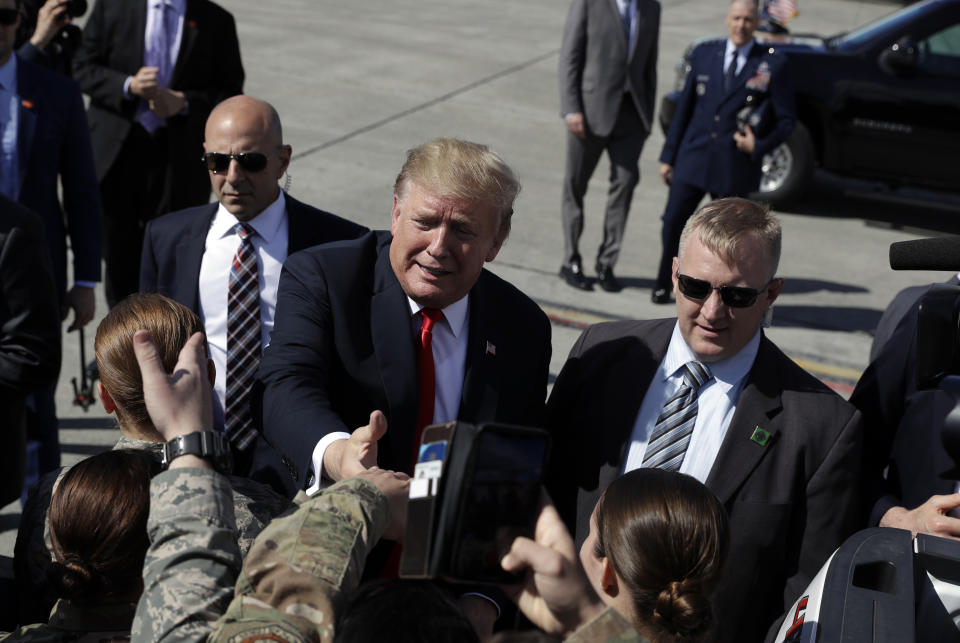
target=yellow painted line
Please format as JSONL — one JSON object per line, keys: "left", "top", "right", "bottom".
{"left": 794, "top": 359, "right": 862, "bottom": 383}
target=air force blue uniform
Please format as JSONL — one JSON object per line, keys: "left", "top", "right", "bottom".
{"left": 654, "top": 39, "right": 794, "bottom": 290}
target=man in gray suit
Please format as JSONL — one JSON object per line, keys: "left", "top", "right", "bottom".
{"left": 558, "top": 0, "right": 660, "bottom": 292}
{"left": 547, "top": 198, "right": 862, "bottom": 641}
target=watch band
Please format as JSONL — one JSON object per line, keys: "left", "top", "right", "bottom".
{"left": 161, "top": 431, "right": 233, "bottom": 473}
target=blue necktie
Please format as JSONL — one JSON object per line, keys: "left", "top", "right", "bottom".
{"left": 724, "top": 49, "right": 738, "bottom": 93}
{"left": 642, "top": 361, "right": 712, "bottom": 471}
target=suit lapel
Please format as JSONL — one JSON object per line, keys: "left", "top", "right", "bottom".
{"left": 171, "top": 0, "right": 199, "bottom": 84}
{"left": 720, "top": 41, "right": 760, "bottom": 105}
{"left": 459, "top": 272, "right": 499, "bottom": 422}
{"left": 175, "top": 204, "right": 215, "bottom": 310}
{"left": 370, "top": 237, "right": 418, "bottom": 466}
{"left": 14, "top": 65, "right": 38, "bottom": 197}
{"left": 705, "top": 335, "right": 783, "bottom": 504}
{"left": 284, "top": 193, "right": 310, "bottom": 253}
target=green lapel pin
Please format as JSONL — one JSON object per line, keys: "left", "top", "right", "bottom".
{"left": 750, "top": 426, "right": 770, "bottom": 446}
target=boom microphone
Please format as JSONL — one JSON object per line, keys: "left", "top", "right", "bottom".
{"left": 889, "top": 236, "right": 960, "bottom": 271}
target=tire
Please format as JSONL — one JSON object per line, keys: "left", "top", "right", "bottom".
{"left": 753, "top": 122, "right": 814, "bottom": 206}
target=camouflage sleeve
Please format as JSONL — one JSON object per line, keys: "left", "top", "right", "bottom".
{"left": 132, "top": 467, "right": 240, "bottom": 643}
{"left": 209, "top": 477, "right": 389, "bottom": 643}
{"left": 565, "top": 607, "right": 646, "bottom": 643}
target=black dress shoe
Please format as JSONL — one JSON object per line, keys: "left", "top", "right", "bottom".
{"left": 560, "top": 260, "right": 593, "bottom": 291}
{"left": 596, "top": 265, "right": 622, "bottom": 293}
{"left": 651, "top": 288, "right": 671, "bottom": 304}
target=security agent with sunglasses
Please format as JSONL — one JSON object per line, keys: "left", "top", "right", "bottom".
{"left": 546, "top": 198, "right": 862, "bottom": 642}
{"left": 140, "top": 96, "right": 366, "bottom": 472}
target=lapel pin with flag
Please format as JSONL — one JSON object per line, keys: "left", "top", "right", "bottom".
{"left": 21, "top": 99, "right": 35, "bottom": 110}
{"left": 485, "top": 340, "right": 496, "bottom": 356}
{"left": 750, "top": 426, "right": 771, "bottom": 446}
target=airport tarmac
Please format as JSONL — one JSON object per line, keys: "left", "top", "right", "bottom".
{"left": 2, "top": 0, "right": 954, "bottom": 554}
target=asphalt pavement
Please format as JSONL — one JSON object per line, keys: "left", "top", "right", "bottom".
{"left": 3, "top": 0, "right": 956, "bottom": 554}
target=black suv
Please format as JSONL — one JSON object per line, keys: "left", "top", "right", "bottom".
{"left": 660, "top": 0, "right": 960, "bottom": 205}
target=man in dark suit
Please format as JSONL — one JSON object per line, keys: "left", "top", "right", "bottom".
{"left": 73, "top": 0, "right": 243, "bottom": 307}
{"left": 141, "top": 96, "right": 366, "bottom": 468}
{"left": 547, "top": 198, "right": 861, "bottom": 642}
{"left": 0, "top": 195, "right": 61, "bottom": 506}
{"left": 558, "top": 0, "right": 659, "bottom": 292}
{"left": 651, "top": 0, "right": 794, "bottom": 304}
{"left": 255, "top": 138, "right": 552, "bottom": 498}
{"left": 2, "top": 0, "right": 101, "bottom": 477}
{"left": 851, "top": 278, "right": 960, "bottom": 538}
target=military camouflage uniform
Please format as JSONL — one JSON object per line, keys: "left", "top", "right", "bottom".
{"left": 132, "top": 468, "right": 388, "bottom": 643}
{"left": 566, "top": 608, "right": 646, "bottom": 642}
{"left": 0, "top": 597, "right": 134, "bottom": 641}
{"left": 132, "top": 467, "right": 642, "bottom": 643}
{"left": 14, "top": 436, "right": 292, "bottom": 626}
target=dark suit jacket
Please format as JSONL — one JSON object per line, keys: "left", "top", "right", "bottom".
{"left": 546, "top": 318, "right": 862, "bottom": 643}
{"left": 254, "top": 230, "right": 552, "bottom": 497}
{"left": 73, "top": 0, "right": 244, "bottom": 207}
{"left": 15, "top": 57, "right": 102, "bottom": 296}
{"left": 660, "top": 39, "right": 795, "bottom": 197}
{"left": 558, "top": 0, "right": 659, "bottom": 136}
{"left": 0, "top": 196, "right": 62, "bottom": 506}
{"left": 139, "top": 193, "right": 368, "bottom": 312}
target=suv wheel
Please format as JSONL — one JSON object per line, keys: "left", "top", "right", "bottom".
{"left": 754, "top": 122, "right": 814, "bottom": 205}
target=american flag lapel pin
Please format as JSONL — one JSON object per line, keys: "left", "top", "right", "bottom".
{"left": 485, "top": 340, "right": 496, "bottom": 356}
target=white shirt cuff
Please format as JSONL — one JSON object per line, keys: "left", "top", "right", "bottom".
{"left": 305, "top": 431, "right": 350, "bottom": 496}
{"left": 123, "top": 76, "right": 133, "bottom": 99}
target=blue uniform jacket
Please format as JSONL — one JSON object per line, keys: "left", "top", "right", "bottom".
{"left": 660, "top": 38, "right": 795, "bottom": 197}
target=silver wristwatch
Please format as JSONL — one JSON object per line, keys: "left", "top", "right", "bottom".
{"left": 161, "top": 431, "right": 233, "bottom": 473}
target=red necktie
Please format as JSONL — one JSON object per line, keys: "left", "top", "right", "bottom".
{"left": 413, "top": 308, "right": 444, "bottom": 469}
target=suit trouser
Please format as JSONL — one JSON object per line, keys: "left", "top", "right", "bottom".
{"left": 561, "top": 96, "right": 646, "bottom": 270}
{"left": 653, "top": 179, "right": 714, "bottom": 291}
{"left": 99, "top": 125, "right": 174, "bottom": 308}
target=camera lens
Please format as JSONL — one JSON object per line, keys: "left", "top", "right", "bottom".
{"left": 66, "top": 0, "right": 88, "bottom": 18}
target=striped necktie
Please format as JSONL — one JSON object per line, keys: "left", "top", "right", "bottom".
{"left": 225, "top": 223, "right": 260, "bottom": 451}
{"left": 642, "top": 361, "right": 712, "bottom": 471}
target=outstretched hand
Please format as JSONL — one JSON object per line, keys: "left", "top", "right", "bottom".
{"left": 353, "top": 466, "right": 410, "bottom": 542}
{"left": 323, "top": 410, "right": 387, "bottom": 482}
{"left": 500, "top": 493, "right": 604, "bottom": 637}
{"left": 132, "top": 329, "right": 212, "bottom": 443}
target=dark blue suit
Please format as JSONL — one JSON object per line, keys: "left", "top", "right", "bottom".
{"left": 15, "top": 56, "right": 102, "bottom": 298}
{"left": 13, "top": 56, "right": 102, "bottom": 479}
{"left": 254, "top": 231, "right": 552, "bottom": 497}
{"left": 654, "top": 39, "right": 794, "bottom": 290}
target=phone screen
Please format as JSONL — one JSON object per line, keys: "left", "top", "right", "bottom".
{"left": 450, "top": 428, "right": 548, "bottom": 582}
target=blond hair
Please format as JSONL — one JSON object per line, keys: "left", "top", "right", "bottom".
{"left": 678, "top": 197, "right": 781, "bottom": 277}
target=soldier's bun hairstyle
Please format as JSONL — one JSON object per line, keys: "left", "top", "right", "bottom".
{"left": 47, "top": 450, "right": 158, "bottom": 603}
{"left": 593, "top": 468, "right": 729, "bottom": 642}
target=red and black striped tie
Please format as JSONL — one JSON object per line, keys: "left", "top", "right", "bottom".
{"left": 225, "top": 223, "right": 260, "bottom": 451}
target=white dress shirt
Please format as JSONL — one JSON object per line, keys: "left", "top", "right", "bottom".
{"left": 306, "top": 293, "right": 470, "bottom": 495}
{"left": 622, "top": 322, "right": 761, "bottom": 483}
{"left": 199, "top": 191, "right": 289, "bottom": 425}
{"left": 724, "top": 38, "right": 754, "bottom": 78}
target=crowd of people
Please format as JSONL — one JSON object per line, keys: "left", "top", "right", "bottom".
{"left": 0, "top": 0, "right": 948, "bottom": 640}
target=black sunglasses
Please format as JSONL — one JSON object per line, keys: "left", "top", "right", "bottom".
{"left": 676, "top": 273, "right": 774, "bottom": 308}
{"left": 0, "top": 8, "right": 19, "bottom": 25}
{"left": 201, "top": 152, "right": 269, "bottom": 174}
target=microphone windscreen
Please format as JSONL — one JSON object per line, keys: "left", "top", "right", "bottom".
{"left": 889, "top": 237, "right": 960, "bottom": 271}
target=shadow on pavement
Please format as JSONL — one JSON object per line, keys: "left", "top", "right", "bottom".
{"left": 774, "top": 304, "right": 882, "bottom": 334}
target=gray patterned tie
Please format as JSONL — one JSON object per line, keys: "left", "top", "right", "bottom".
{"left": 225, "top": 223, "right": 260, "bottom": 451}
{"left": 642, "top": 361, "right": 712, "bottom": 471}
